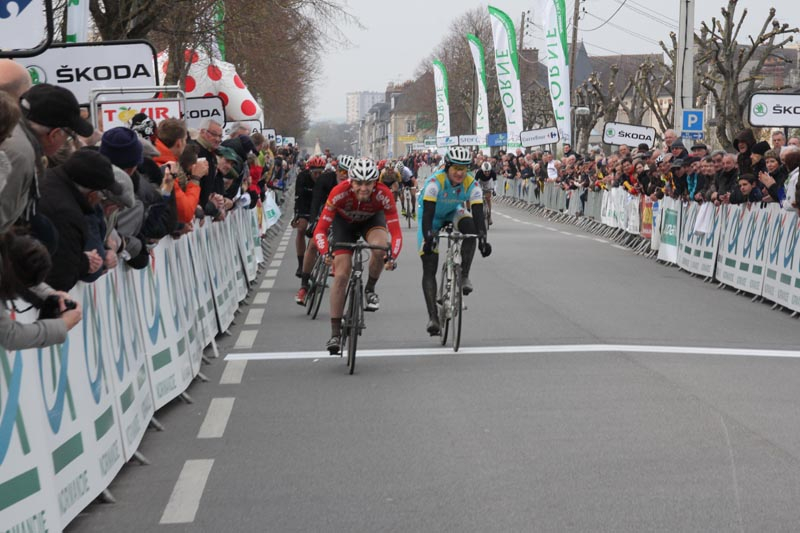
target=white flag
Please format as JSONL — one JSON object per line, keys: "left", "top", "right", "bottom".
{"left": 541, "top": 0, "right": 572, "bottom": 145}
{"left": 66, "top": 0, "right": 90, "bottom": 43}
{"left": 432, "top": 59, "right": 451, "bottom": 140}
{"left": 467, "top": 34, "right": 491, "bottom": 155}
{"left": 488, "top": 6, "right": 523, "bottom": 147}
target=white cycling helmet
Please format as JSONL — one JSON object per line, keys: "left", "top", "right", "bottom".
{"left": 394, "top": 161, "right": 404, "bottom": 173}
{"left": 481, "top": 161, "right": 492, "bottom": 173}
{"left": 338, "top": 154, "right": 354, "bottom": 171}
{"left": 445, "top": 146, "right": 472, "bottom": 166}
{"left": 348, "top": 157, "right": 379, "bottom": 181}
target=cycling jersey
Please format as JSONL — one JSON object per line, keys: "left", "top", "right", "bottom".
{"left": 294, "top": 169, "right": 316, "bottom": 217}
{"left": 380, "top": 169, "right": 401, "bottom": 187}
{"left": 399, "top": 166, "right": 414, "bottom": 183}
{"left": 416, "top": 170, "right": 483, "bottom": 251}
{"left": 475, "top": 169, "right": 497, "bottom": 191}
{"left": 314, "top": 180, "right": 403, "bottom": 258}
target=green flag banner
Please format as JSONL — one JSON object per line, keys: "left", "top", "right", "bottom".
{"left": 542, "top": 0, "right": 572, "bottom": 144}
{"left": 488, "top": 6, "right": 523, "bottom": 147}
{"left": 466, "top": 34, "right": 491, "bottom": 155}
{"left": 432, "top": 59, "right": 450, "bottom": 140}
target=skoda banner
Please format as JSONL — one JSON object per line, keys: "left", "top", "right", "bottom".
{"left": 603, "top": 121, "right": 657, "bottom": 148}
{"left": 520, "top": 126, "right": 560, "bottom": 147}
{"left": 749, "top": 92, "right": 800, "bottom": 128}
{"left": 0, "top": 0, "right": 52, "bottom": 56}
{"left": 185, "top": 96, "right": 226, "bottom": 130}
{"left": 16, "top": 40, "right": 159, "bottom": 105}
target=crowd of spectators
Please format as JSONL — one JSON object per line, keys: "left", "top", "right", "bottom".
{"left": 0, "top": 59, "right": 297, "bottom": 350}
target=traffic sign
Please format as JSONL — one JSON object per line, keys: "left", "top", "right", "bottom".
{"left": 681, "top": 132, "right": 705, "bottom": 140}
{"left": 682, "top": 109, "right": 704, "bottom": 132}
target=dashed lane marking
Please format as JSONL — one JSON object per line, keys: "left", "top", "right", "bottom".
{"left": 219, "top": 360, "right": 247, "bottom": 384}
{"left": 234, "top": 330, "right": 258, "bottom": 350}
{"left": 197, "top": 398, "right": 236, "bottom": 439}
{"left": 265, "top": 269, "right": 279, "bottom": 278}
{"left": 273, "top": 252, "right": 285, "bottom": 260}
{"left": 260, "top": 278, "right": 275, "bottom": 290}
{"left": 245, "top": 308, "right": 264, "bottom": 326}
{"left": 252, "top": 292, "right": 270, "bottom": 305}
{"left": 159, "top": 459, "right": 214, "bottom": 524}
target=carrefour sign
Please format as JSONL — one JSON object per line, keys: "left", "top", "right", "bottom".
{"left": 520, "top": 126, "right": 560, "bottom": 148}
{"left": 603, "top": 121, "right": 656, "bottom": 147}
{"left": 749, "top": 93, "right": 800, "bottom": 127}
{"left": 0, "top": 0, "right": 51, "bottom": 54}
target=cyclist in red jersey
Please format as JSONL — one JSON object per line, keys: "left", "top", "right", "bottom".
{"left": 313, "top": 157, "right": 402, "bottom": 354}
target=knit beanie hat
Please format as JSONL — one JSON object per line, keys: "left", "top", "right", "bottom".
{"left": 751, "top": 141, "right": 770, "bottom": 156}
{"left": 100, "top": 127, "right": 144, "bottom": 169}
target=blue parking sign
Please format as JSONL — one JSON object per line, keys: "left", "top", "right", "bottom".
{"left": 682, "top": 109, "right": 704, "bottom": 132}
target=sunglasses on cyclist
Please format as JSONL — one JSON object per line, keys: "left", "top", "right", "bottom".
{"left": 451, "top": 164, "right": 468, "bottom": 172}
{"left": 351, "top": 179, "right": 374, "bottom": 186}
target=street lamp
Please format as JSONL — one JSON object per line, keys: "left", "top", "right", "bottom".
{"left": 571, "top": 106, "right": 590, "bottom": 151}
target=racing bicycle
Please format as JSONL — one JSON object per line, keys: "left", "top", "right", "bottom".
{"left": 402, "top": 186, "right": 416, "bottom": 228}
{"left": 331, "top": 241, "right": 392, "bottom": 374}
{"left": 436, "top": 223, "right": 477, "bottom": 352}
{"left": 304, "top": 252, "right": 329, "bottom": 319}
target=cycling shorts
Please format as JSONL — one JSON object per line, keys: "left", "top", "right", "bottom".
{"left": 330, "top": 212, "right": 388, "bottom": 256}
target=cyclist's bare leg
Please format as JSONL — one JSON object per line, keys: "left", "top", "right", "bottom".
{"left": 293, "top": 218, "right": 308, "bottom": 269}
{"left": 300, "top": 239, "right": 318, "bottom": 288}
{"left": 329, "top": 253, "right": 352, "bottom": 333}
{"left": 421, "top": 253, "right": 439, "bottom": 333}
{"left": 365, "top": 228, "right": 389, "bottom": 288}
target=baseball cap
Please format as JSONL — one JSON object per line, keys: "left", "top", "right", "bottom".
{"left": 19, "top": 84, "right": 93, "bottom": 137}
{"left": 62, "top": 149, "right": 123, "bottom": 194}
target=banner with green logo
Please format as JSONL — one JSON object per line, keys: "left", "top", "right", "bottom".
{"left": 657, "top": 197, "right": 681, "bottom": 263}
{"left": 488, "top": 6, "right": 523, "bottom": 147}
{"left": 188, "top": 224, "right": 220, "bottom": 347}
{"left": 541, "top": 0, "right": 571, "bottom": 145}
{"left": 432, "top": 59, "right": 451, "bottom": 140}
{"left": 466, "top": 34, "right": 491, "bottom": 155}
{"left": 65, "top": 0, "right": 89, "bottom": 43}
{"left": 677, "top": 202, "right": 722, "bottom": 277}
{"left": 753, "top": 205, "right": 799, "bottom": 308}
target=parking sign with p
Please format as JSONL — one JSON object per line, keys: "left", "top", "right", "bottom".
{"left": 682, "top": 109, "right": 704, "bottom": 132}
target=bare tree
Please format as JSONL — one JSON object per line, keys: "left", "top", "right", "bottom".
{"left": 697, "top": 0, "right": 798, "bottom": 149}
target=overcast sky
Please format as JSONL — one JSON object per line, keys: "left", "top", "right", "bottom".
{"left": 312, "top": 0, "right": 797, "bottom": 122}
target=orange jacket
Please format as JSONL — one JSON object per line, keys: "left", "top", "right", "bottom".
{"left": 153, "top": 138, "right": 199, "bottom": 223}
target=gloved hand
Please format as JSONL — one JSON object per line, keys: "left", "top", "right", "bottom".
{"left": 422, "top": 232, "right": 435, "bottom": 255}
{"left": 478, "top": 238, "right": 492, "bottom": 258}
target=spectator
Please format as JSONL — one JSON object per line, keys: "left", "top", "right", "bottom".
{"left": 100, "top": 127, "right": 178, "bottom": 267}
{"left": 733, "top": 128, "right": 757, "bottom": 175}
{"left": 662, "top": 129, "right": 677, "bottom": 152}
{"left": 788, "top": 137, "right": 800, "bottom": 148}
{"left": 772, "top": 130, "right": 786, "bottom": 154}
{"left": 750, "top": 141, "right": 770, "bottom": 176}
{"left": 711, "top": 153, "right": 738, "bottom": 204}
{"left": 0, "top": 229, "right": 82, "bottom": 350}
{"left": 1, "top": 82, "right": 93, "bottom": 234}
{"left": 153, "top": 118, "right": 202, "bottom": 224}
{"left": 0, "top": 91, "right": 20, "bottom": 195}
{"left": 757, "top": 150, "right": 787, "bottom": 203}
{"left": 38, "top": 149, "right": 122, "bottom": 292}
{"left": 690, "top": 143, "right": 708, "bottom": 158}
{"left": 779, "top": 148, "right": 799, "bottom": 212}
{"left": 730, "top": 174, "right": 763, "bottom": 204}
{"left": 669, "top": 139, "right": 688, "bottom": 161}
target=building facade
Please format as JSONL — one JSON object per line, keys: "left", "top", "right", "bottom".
{"left": 346, "top": 91, "right": 385, "bottom": 125}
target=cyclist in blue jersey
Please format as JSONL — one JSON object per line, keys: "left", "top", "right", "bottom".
{"left": 418, "top": 146, "right": 492, "bottom": 336}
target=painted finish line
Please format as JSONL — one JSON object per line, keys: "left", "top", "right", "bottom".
{"left": 225, "top": 344, "right": 800, "bottom": 361}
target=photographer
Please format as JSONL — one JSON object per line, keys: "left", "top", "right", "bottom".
{"left": 0, "top": 229, "right": 82, "bottom": 350}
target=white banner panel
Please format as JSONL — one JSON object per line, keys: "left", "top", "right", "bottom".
{"left": 489, "top": 6, "right": 524, "bottom": 146}
{"left": 458, "top": 135, "right": 485, "bottom": 146}
{"left": 761, "top": 208, "right": 800, "bottom": 312}
{"left": 520, "top": 127, "right": 560, "bottom": 147}
{"left": 17, "top": 41, "right": 159, "bottom": 105}
{"left": 185, "top": 96, "right": 226, "bottom": 130}
{"left": 657, "top": 197, "right": 681, "bottom": 263}
{"left": 223, "top": 119, "right": 263, "bottom": 137}
{"left": 0, "top": 0, "right": 48, "bottom": 51}
{"left": 99, "top": 99, "right": 181, "bottom": 130}
{"left": 749, "top": 92, "right": 800, "bottom": 128}
{"left": 603, "top": 121, "right": 657, "bottom": 148}
{"left": 432, "top": 59, "right": 450, "bottom": 139}
{"left": 715, "top": 204, "right": 770, "bottom": 296}
{"left": 677, "top": 202, "right": 722, "bottom": 277}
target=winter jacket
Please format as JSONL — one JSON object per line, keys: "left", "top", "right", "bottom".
{"left": 734, "top": 129, "right": 757, "bottom": 176}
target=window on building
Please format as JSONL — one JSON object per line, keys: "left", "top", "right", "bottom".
{"left": 406, "top": 120, "right": 416, "bottom": 134}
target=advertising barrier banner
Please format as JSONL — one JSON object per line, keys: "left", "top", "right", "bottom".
{"left": 677, "top": 202, "right": 722, "bottom": 277}
{"left": 761, "top": 208, "right": 800, "bottom": 312}
{"left": 657, "top": 197, "right": 681, "bottom": 263}
{"left": 716, "top": 204, "right": 771, "bottom": 296}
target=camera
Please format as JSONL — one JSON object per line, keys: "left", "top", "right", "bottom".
{"left": 38, "top": 295, "right": 77, "bottom": 319}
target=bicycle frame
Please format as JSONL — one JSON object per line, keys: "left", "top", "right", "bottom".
{"left": 436, "top": 225, "right": 477, "bottom": 351}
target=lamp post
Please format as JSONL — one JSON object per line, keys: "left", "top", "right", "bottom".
{"left": 571, "top": 106, "right": 590, "bottom": 153}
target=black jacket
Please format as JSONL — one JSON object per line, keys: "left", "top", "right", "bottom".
{"left": 294, "top": 169, "right": 316, "bottom": 216}
{"left": 38, "top": 168, "right": 93, "bottom": 291}
{"left": 310, "top": 171, "right": 338, "bottom": 222}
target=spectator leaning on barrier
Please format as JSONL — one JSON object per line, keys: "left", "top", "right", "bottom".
{"left": 0, "top": 229, "right": 83, "bottom": 350}
{"left": 779, "top": 147, "right": 799, "bottom": 212}
{"left": 711, "top": 153, "right": 739, "bottom": 204}
{"left": 730, "top": 174, "right": 763, "bottom": 204}
{"left": 757, "top": 150, "right": 787, "bottom": 203}
{"left": 100, "top": 126, "right": 178, "bottom": 267}
{"left": 38, "top": 149, "right": 122, "bottom": 292}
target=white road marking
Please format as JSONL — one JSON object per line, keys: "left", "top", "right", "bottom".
{"left": 197, "top": 398, "right": 235, "bottom": 439}
{"left": 269, "top": 260, "right": 281, "bottom": 269}
{"left": 265, "top": 268, "right": 279, "bottom": 278}
{"left": 260, "top": 278, "right": 275, "bottom": 289}
{"left": 273, "top": 252, "right": 285, "bottom": 260}
{"left": 546, "top": 227, "right": 558, "bottom": 232}
{"left": 612, "top": 244, "right": 628, "bottom": 251}
{"left": 512, "top": 218, "right": 522, "bottom": 223}
{"left": 234, "top": 330, "right": 258, "bottom": 350}
{"left": 226, "top": 343, "right": 800, "bottom": 361}
{"left": 277, "top": 246, "right": 287, "bottom": 252}
{"left": 252, "top": 292, "right": 270, "bottom": 305}
{"left": 245, "top": 308, "right": 264, "bottom": 325}
{"left": 534, "top": 224, "right": 544, "bottom": 228}
{"left": 220, "top": 360, "right": 247, "bottom": 384}
{"left": 160, "top": 459, "right": 214, "bottom": 524}
{"left": 593, "top": 238, "right": 608, "bottom": 243}
{"left": 560, "top": 231, "right": 575, "bottom": 236}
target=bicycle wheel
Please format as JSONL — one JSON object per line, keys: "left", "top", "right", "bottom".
{"left": 346, "top": 282, "right": 361, "bottom": 374}
{"left": 437, "top": 262, "right": 450, "bottom": 345}
{"left": 310, "top": 261, "right": 329, "bottom": 320}
{"left": 305, "top": 270, "right": 317, "bottom": 316}
{"left": 452, "top": 267, "right": 463, "bottom": 352}
{"left": 405, "top": 190, "right": 412, "bottom": 228}
{"left": 339, "top": 282, "right": 351, "bottom": 356}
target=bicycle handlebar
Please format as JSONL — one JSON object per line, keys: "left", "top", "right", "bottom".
{"left": 331, "top": 242, "right": 391, "bottom": 252}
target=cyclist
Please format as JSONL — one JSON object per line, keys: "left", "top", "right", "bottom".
{"left": 291, "top": 155, "right": 326, "bottom": 277}
{"left": 396, "top": 161, "right": 417, "bottom": 217}
{"left": 379, "top": 161, "right": 401, "bottom": 203}
{"left": 475, "top": 161, "right": 497, "bottom": 225}
{"left": 313, "top": 157, "right": 402, "bottom": 354}
{"left": 419, "top": 146, "right": 492, "bottom": 336}
{"left": 295, "top": 155, "right": 353, "bottom": 304}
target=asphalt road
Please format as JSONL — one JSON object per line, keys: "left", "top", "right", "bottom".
{"left": 68, "top": 199, "right": 800, "bottom": 533}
